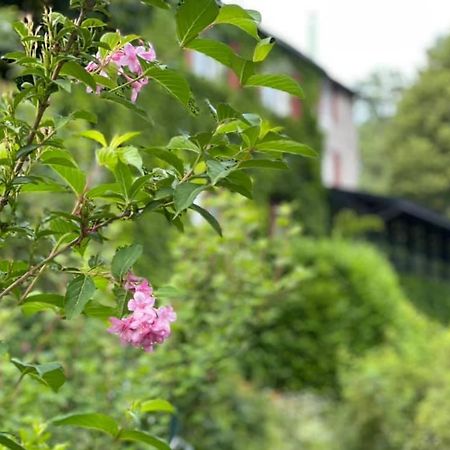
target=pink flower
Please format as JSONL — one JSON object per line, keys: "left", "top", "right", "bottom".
{"left": 108, "top": 275, "right": 176, "bottom": 352}
{"left": 124, "top": 272, "right": 153, "bottom": 296}
{"left": 114, "top": 43, "right": 142, "bottom": 74}
{"left": 85, "top": 41, "right": 156, "bottom": 103}
{"left": 136, "top": 44, "right": 156, "bottom": 63}
{"left": 130, "top": 77, "right": 148, "bottom": 103}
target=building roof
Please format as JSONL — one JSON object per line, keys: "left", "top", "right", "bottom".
{"left": 261, "top": 31, "right": 358, "bottom": 98}
{"left": 330, "top": 188, "right": 450, "bottom": 234}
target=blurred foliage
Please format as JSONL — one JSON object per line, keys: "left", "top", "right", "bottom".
{"left": 336, "top": 300, "right": 450, "bottom": 450}
{"left": 242, "top": 235, "right": 404, "bottom": 392}
{"left": 400, "top": 275, "right": 450, "bottom": 326}
{"left": 332, "top": 209, "right": 384, "bottom": 239}
{"left": 358, "top": 37, "right": 450, "bottom": 216}
{"left": 356, "top": 69, "right": 406, "bottom": 193}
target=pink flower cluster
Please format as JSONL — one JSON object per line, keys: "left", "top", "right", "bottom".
{"left": 86, "top": 42, "right": 156, "bottom": 103}
{"left": 108, "top": 273, "right": 176, "bottom": 352}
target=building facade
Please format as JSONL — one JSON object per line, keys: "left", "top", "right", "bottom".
{"left": 186, "top": 35, "right": 361, "bottom": 191}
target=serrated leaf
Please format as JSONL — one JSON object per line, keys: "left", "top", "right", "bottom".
{"left": 244, "top": 74, "right": 304, "bottom": 98}
{"left": 141, "top": 0, "right": 170, "bottom": 9}
{"left": 214, "top": 4, "right": 260, "bottom": 40}
{"left": 206, "top": 160, "right": 234, "bottom": 184}
{"left": 60, "top": 61, "right": 96, "bottom": 91}
{"left": 129, "top": 174, "right": 152, "bottom": 199}
{"left": 186, "top": 38, "right": 237, "bottom": 69}
{"left": 111, "top": 244, "right": 143, "bottom": 280}
{"left": 52, "top": 413, "right": 119, "bottom": 437}
{"left": 190, "top": 204, "right": 222, "bottom": 236}
{"left": 220, "top": 170, "right": 253, "bottom": 198}
{"left": 239, "top": 159, "right": 288, "bottom": 170}
{"left": 97, "top": 146, "right": 118, "bottom": 171}
{"left": 256, "top": 140, "right": 316, "bottom": 157}
{"left": 11, "top": 359, "right": 66, "bottom": 392}
{"left": 50, "top": 165, "right": 86, "bottom": 194}
{"left": 167, "top": 135, "right": 200, "bottom": 153}
{"left": 22, "top": 294, "right": 65, "bottom": 315}
{"left": 80, "top": 130, "right": 107, "bottom": 147}
{"left": 176, "top": 0, "right": 220, "bottom": 47}
{"left": 174, "top": 182, "right": 205, "bottom": 214}
{"left": 119, "top": 429, "right": 170, "bottom": 450}
{"left": 0, "top": 433, "right": 26, "bottom": 450}
{"left": 117, "top": 146, "right": 143, "bottom": 173}
{"left": 114, "top": 161, "right": 133, "bottom": 198}
{"left": 145, "top": 65, "right": 191, "bottom": 107}
{"left": 110, "top": 132, "right": 141, "bottom": 149}
{"left": 140, "top": 399, "right": 175, "bottom": 414}
{"left": 253, "top": 37, "right": 275, "bottom": 62}
{"left": 65, "top": 275, "right": 96, "bottom": 319}
{"left": 143, "top": 147, "right": 184, "bottom": 175}
{"left": 16, "top": 144, "right": 39, "bottom": 159}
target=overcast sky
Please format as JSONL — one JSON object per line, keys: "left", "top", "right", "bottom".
{"left": 226, "top": 0, "right": 450, "bottom": 87}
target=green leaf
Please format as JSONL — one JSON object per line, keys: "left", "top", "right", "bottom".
{"left": 174, "top": 182, "right": 205, "bottom": 214}
{"left": 117, "top": 146, "right": 143, "bottom": 173}
{"left": 119, "top": 429, "right": 170, "bottom": 450}
{"left": 50, "top": 165, "right": 86, "bottom": 194}
{"left": 141, "top": 0, "right": 170, "bottom": 9}
{"left": 206, "top": 160, "right": 234, "bottom": 184}
{"left": 186, "top": 38, "right": 237, "bottom": 69}
{"left": 214, "top": 4, "right": 260, "bottom": 40}
{"left": 231, "top": 58, "right": 255, "bottom": 84}
{"left": 100, "top": 92, "right": 151, "bottom": 121}
{"left": 83, "top": 303, "right": 118, "bottom": 320}
{"left": 143, "top": 147, "right": 184, "bottom": 175}
{"left": 65, "top": 275, "right": 96, "bottom": 319}
{"left": 110, "top": 132, "right": 141, "bottom": 149}
{"left": 253, "top": 37, "right": 275, "bottom": 62}
{"left": 244, "top": 74, "right": 304, "bottom": 98}
{"left": 97, "top": 146, "right": 118, "bottom": 171}
{"left": 80, "top": 130, "right": 107, "bottom": 147}
{"left": 220, "top": 170, "right": 253, "bottom": 198}
{"left": 52, "top": 413, "right": 119, "bottom": 437}
{"left": 140, "top": 399, "right": 175, "bottom": 414}
{"left": 190, "top": 204, "right": 222, "bottom": 236}
{"left": 16, "top": 144, "right": 39, "bottom": 159}
{"left": 145, "top": 65, "right": 191, "bottom": 107}
{"left": 111, "top": 244, "right": 143, "bottom": 280}
{"left": 239, "top": 159, "right": 288, "bottom": 170}
{"left": 167, "top": 135, "right": 200, "bottom": 153}
{"left": 21, "top": 181, "right": 68, "bottom": 193}
{"left": 176, "top": 0, "right": 220, "bottom": 47}
{"left": 60, "top": 61, "right": 96, "bottom": 91}
{"left": 129, "top": 174, "right": 152, "bottom": 199}
{"left": 72, "top": 110, "right": 97, "bottom": 124}
{"left": 0, "top": 433, "right": 26, "bottom": 450}
{"left": 22, "top": 294, "right": 65, "bottom": 316}
{"left": 256, "top": 140, "right": 316, "bottom": 157}
{"left": 215, "top": 103, "right": 247, "bottom": 122}
{"left": 11, "top": 359, "right": 66, "bottom": 392}
{"left": 114, "top": 161, "right": 133, "bottom": 198}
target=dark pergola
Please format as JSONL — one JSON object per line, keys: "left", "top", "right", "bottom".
{"left": 329, "top": 188, "right": 450, "bottom": 280}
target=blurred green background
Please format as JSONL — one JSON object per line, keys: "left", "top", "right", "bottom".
{"left": 1, "top": 2, "right": 450, "bottom": 449}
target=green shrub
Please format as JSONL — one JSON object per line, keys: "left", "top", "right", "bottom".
{"left": 242, "top": 237, "right": 405, "bottom": 392}
{"left": 336, "top": 301, "right": 450, "bottom": 450}
{"left": 400, "top": 275, "right": 450, "bottom": 325}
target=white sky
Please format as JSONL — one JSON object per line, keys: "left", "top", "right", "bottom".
{"left": 226, "top": 0, "right": 450, "bottom": 87}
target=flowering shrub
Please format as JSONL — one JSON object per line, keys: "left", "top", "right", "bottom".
{"left": 86, "top": 41, "right": 157, "bottom": 102}
{"left": 108, "top": 273, "right": 176, "bottom": 352}
{"left": 0, "top": 0, "right": 313, "bottom": 447}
